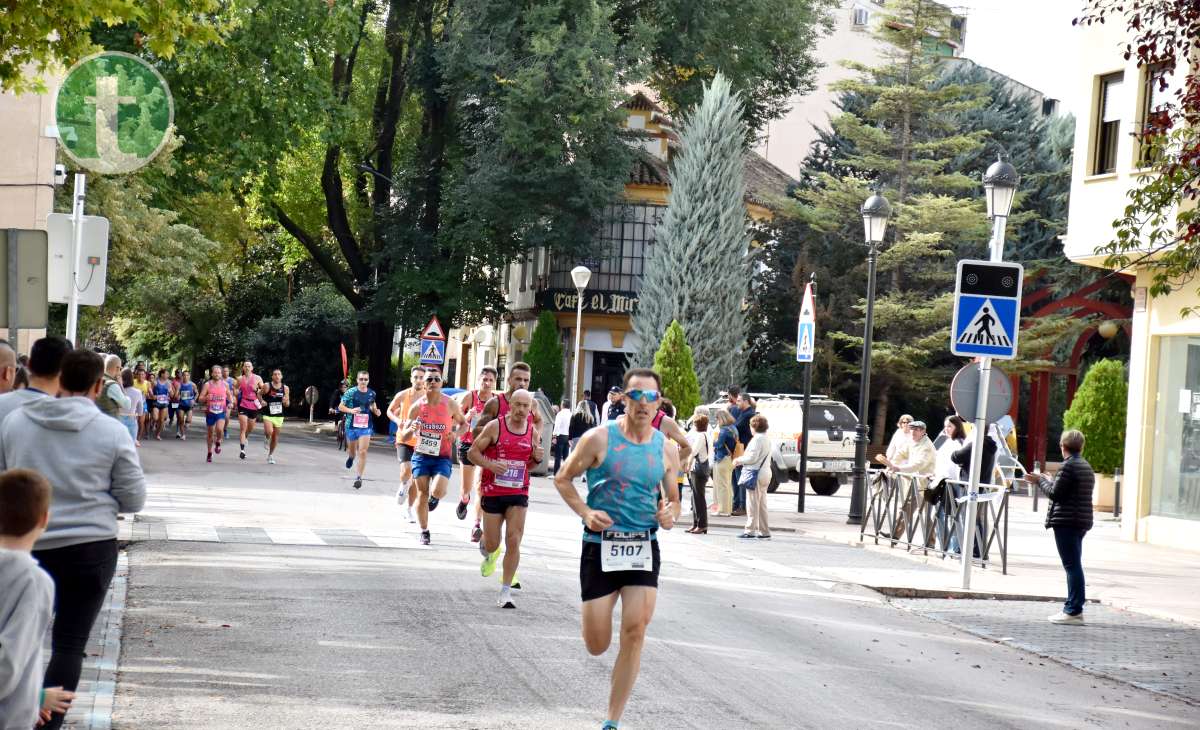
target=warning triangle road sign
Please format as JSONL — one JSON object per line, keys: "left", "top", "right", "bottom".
{"left": 420, "top": 315, "right": 445, "bottom": 341}
{"left": 956, "top": 298, "right": 1012, "bottom": 348}
{"left": 799, "top": 282, "right": 815, "bottom": 323}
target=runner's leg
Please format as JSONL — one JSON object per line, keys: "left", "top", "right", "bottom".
{"left": 581, "top": 591, "right": 620, "bottom": 656}
{"left": 355, "top": 435, "right": 368, "bottom": 478}
{"left": 239, "top": 413, "right": 250, "bottom": 453}
{"left": 431, "top": 473, "right": 449, "bottom": 502}
{"left": 500, "top": 507, "right": 526, "bottom": 587}
{"left": 481, "top": 512, "right": 504, "bottom": 554}
{"left": 415, "top": 476, "right": 432, "bottom": 529}
{"left": 607, "top": 586, "right": 658, "bottom": 724}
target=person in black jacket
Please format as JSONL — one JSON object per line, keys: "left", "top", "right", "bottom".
{"left": 1028, "top": 429, "right": 1095, "bottom": 624}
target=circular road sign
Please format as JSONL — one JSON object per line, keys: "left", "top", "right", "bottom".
{"left": 54, "top": 51, "right": 174, "bottom": 175}
{"left": 950, "top": 362, "right": 1013, "bottom": 423}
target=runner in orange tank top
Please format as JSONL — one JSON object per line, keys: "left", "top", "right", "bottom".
{"left": 399, "top": 369, "right": 467, "bottom": 545}
{"left": 386, "top": 366, "right": 426, "bottom": 523}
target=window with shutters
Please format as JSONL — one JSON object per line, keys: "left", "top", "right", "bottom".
{"left": 1137, "top": 64, "right": 1169, "bottom": 168}
{"left": 1094, "top": 73, "right": 1124, "bottom": 175}
{"left": 852, "top": 7, "right": 870, "bottom": 27}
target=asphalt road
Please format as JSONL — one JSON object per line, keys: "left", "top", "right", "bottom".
{"left": 112, "top": 425, "right": 1198, "bottom": 729}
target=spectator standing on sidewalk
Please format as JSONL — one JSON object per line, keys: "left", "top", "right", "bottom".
{"left": 568, "top": 398, "right": 595, "bottom": 450}
{"left": 96, "top": 354, "right": 128, "bottom": 421}
{"left": 0, "top": 469, "right": 74, "bottom": 729}
{"left": 731, "top": 393, "right": 756, "bottom": 516}
{"left": 0, "top": 340, "right": 16, "bottom": 394}
{"left": 1028, "top": 430, "right": 1094, "bottom": 624}
{"left": 0, "top": 349, "right": 147, "bottom": 730}
{"left": 600, "top": 386, "right": 624, "bottom": 425}
{"left": 734, "top": 414, "right": 774, "bottom": 539}
{"left": 0, "top": 336, "right": 72, "bottom": 429}
{"left": 685, "top": 414, "right": 711, "bottom": 533}
{"left": 711, "top": 409, "right": 738, "bottom": 516}
{"left": 552, "top": 399, "right": 572, "bottom": 474}
{"left": 886, "top": 414, "right": 914, "bottom": 462}
{"left": 875, "top": 421, "right": 937, "bottom": 538}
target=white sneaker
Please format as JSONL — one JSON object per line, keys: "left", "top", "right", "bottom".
{"left": 498, "top": 587, "right": 515, "bottom": 609}
{"left": 395, "top": 482, "right": 409, "bottom": 505}
{"left": 1048, "top": 611, "right": 1084, "bottom": 624}
{"left": 405, "top": 504, "right": 415, "bottom": 523}
{"left": 267, "top": 456, "right": 276, "bottom": 465}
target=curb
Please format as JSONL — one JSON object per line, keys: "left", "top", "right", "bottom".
{"left": 870, "top": 585, "right": 1098, "bottom": 603}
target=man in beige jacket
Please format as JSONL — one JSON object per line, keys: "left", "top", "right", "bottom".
{"left": 876, "top": 421, "right": 936, "bottom": 539}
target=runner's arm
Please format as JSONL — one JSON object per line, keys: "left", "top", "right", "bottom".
{"left": 466, "top": 421, "right": 505, "bottom": 475}
{"left": 398, "top": 401, "right": 421, "bottom": 441}
{"left": 283, "top": 386, "right": 291, "bottom": 408}
{"left": 663, "top": 417, "right": 692, "bottom": 465}
{"left": 657, "top": 440, "right": 682, "bottom": 529}
{"left": 197, "top": 383, "right": 209, "bottom": 404}
{"left": 337, "top": 394, "right": 357, "bottom": 414}
{"left": 472, "top": 397, "right": 499, "bottom": 440}
{"left": 449, "top": 400, "right": 467, "bottom": 438}
{"left": 386, "top": 393, "right": 406, "bottom": 424}
{"left": 552, "top": 428, "right": 613, "bottom": 532}
{"left": 370, "top": 397, "right": 382, "bottom": 417}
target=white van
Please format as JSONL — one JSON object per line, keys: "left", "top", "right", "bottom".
{"left": 694, "top": 394, "right": 858, "bottom": 494}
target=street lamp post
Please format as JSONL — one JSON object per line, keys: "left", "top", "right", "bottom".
{"left": 960, "top": 156, "right": 1019, "bottom": 588}
{"left": 847, "top": 190, "right": 892, "bottom": 525}
{"left": 570, "top": 266, "right": 591, "bottom": 405}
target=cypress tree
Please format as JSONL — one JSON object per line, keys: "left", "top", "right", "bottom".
{"left": 653, "top": 320, "right": 702, "bottom": 421}
{"left": 631, "top": 72, "right": 752, "bottom": 399}
{"left": 524, "top": 311, "right": 566, "bottom": 403}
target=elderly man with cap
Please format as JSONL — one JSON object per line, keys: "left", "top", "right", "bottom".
{"left": 876, "top": 420, "right": 937, "bottom": 539}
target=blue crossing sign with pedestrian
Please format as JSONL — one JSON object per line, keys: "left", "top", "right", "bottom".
{"left": 951, "top": 259, "right": 1023, "bottom": 360}
{"left": 796, "top": 281, "right": 816, "bottom": 363}
{"left": 419, "top": 337, "right": 446, "bottom": 366}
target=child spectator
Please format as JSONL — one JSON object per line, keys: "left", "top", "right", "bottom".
{"left": 0, "top": 469, "right": 73, "bottom": 728}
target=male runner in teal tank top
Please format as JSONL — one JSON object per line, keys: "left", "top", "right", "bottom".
{"left": 553, "top": 367, "right": 681, "bottom": 730}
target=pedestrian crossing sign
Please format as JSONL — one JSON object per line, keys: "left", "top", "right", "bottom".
{"left": 419, "top": 337, "right": 446, "bottom": 366}
{"left": 951, "top": 259, "right": 1023, "bottom": 360}
{"left": 796, "top": 281, "right": 816, "bottom": 363}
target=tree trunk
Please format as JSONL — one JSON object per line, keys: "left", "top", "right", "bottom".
{"left": 872, "top": 382, "right": 891, "bottom": 447}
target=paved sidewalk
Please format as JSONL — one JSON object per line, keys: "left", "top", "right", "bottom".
{"left": 43, "top": 552, "right": 128, "bottom": 730}
{"left": 698, "top": 485, "right": 1200, "bottom": 627}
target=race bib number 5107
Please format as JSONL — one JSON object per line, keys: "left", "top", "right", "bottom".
{"left": 600, "top": 530, "right": 652, "bottom": 572}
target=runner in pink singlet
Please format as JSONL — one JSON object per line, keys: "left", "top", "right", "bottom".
{"left": 235, "top": 361, "right": 265, "bottom": 460}
{"left": 456, "top": 366, "right": 498, "bottom": 537}
{"left": 469, "top": 388, "right": 543, "bottom": 608}
{"left": 198, "top": 365, "right": 236, "bottom": 463}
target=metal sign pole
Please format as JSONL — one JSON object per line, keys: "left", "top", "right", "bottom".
{"left": 961, "top": 214, "right": 1008, "bottom": 589}
{"left": 65, "top": 174, "right": 86, "bottom": 345}
{"left": 6, "top": 229, "right": 17, "bottom": 345}
{"left": 798, "top": 276, "right": 815, "bottom": 513}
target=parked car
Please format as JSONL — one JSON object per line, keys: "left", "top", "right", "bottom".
{"left": 694, "top": 393, "right": 858, "bottom": 495}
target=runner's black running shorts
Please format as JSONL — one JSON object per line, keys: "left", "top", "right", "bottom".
{"left": 579, "top": 539, "right": 660, "bottom": 602}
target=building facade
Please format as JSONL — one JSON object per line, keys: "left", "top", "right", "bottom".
{"left": 1062, "top": 20, "right": 1197, "bottom": 550}
{"left": 448, "top": 93, "right": 793, "bottom": 403}
{"left": 0, "top": 73, "right": 58, "bottom": 352}
{"left": 755, "top": 1, "right": 966, "bottom": 177}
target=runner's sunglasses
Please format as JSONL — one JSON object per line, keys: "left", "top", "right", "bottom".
{"left": 625, "top": 389, "right": 660, "bottom": 403}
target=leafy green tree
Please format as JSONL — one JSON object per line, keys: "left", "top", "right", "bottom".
{"left": 0, "top": 0, "right": 219, "bottom": 92}
{"left": 632, "top": 72, "right": 751, "bottom": 399}
{"left": 787, "top": 0, "right": 992, "bottom": 439}
{"left": 523, "top": 311, "right": 566, "bottom": 403}
{"left": 1062, "top": 359, "right": 1127, "bottom": 475}
{"left": 243, "top": 284, "right": 358, "bottom": 396}
{"left": 153, "top": 0, "right": 836, "bottom": 394}
{"left": 653, "top": 320, "right": 701, "bottom": 421}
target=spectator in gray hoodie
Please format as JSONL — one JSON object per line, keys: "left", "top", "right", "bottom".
{"left": 0, "top": 469, "right": 63, "bottom": 730}
{"left": 0, "top": 336, "right": 72, "bottom": 430}
{"left": 0, "top": 348, "right": 146, "bottom": 730}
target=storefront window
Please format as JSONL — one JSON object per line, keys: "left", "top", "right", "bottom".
{"left": 1149, "top": 337, "right": 1200, "bottom": 521}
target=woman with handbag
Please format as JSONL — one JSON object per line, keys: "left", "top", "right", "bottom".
{"left": 685, "top": 414, "right": 711, "bottom": 533}
{"left": 733, "top": 414, "right": 773, "bottom": 539}
{"left": 711, "top": 409, "right": 738, "bottom": 516}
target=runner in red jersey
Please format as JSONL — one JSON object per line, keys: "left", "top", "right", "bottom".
{"left": 456, "top": 366, "right": 498, "bottom": 537}
{"left": 468, "top": 388, "right": 542, "bottom": 608}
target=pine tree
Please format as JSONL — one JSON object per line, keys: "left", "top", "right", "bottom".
{"left": 524, "top": 311, "right": 566, "bottom": 403}
{"left": 653, "top": 320, "right": 702, "bottom": 421}
{"left": 631, "top": 72, "right": 752, "bottom": 399}
{"left": 791, "top": 0, "right": 992, "bottom": 441}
